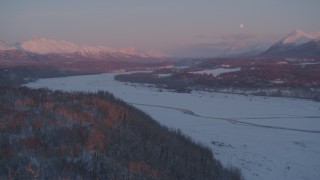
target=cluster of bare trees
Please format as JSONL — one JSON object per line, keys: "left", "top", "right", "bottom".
{"left": 115, "top": 71, "right": 320, "bottom": 100}
{"left": 0, "top": 86, "right": 242, "bottom": 179}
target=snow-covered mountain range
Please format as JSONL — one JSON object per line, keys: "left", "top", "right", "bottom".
{"left": 279, "top": 29, "right": 320, "bottom": 46}
{"left": 261, "top": 29, "right": 320, "bottom": 58}
{"left": 1, "top": 30, "right": 320, "bottom": 59}
{"left": 0, "top": 37, "right": 164, "bottom": 59}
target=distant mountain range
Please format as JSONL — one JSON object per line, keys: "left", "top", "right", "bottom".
{"left": 1, "top": 29, "right": 320, "bottom": 59}
{"left": 172, "top": 29, "right": 320, "bottom": 58}
{"left": 0, "top": 37, "right": 164, "bottom": 59}
{"left": 261, "top": 29, "right": 320, "bottom": 58}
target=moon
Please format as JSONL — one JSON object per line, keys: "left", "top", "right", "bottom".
{"left": 240, "top": 24, "right": 244, "bottom": 29}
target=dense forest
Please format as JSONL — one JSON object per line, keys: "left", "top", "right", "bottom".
{"left": 0, "top": 66, "right": 75, "bottom": 86}
{"left": 0, "top": 49, "right": 170, "bottom": 84}
{"left": 0, "top": 86, "right": 242, "bottom": 179}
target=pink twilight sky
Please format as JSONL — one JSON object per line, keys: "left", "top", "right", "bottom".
{"left": 1, "top": 0, "right": 320, "bottom": 56}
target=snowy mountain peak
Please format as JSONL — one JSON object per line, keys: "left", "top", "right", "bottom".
{"left": 21, "top": 37, "right": 119, "bottom": 55}
{"left": 19, "top": 37, "right": 164, "bottom": 58}
{"left": 261, "top": 29, "right": 320, "bottom": 58}
{"left": 280, "top": 29, "right": 320, "bottom": 46}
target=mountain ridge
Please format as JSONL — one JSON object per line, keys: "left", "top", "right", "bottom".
{"left": 279, "top": 29, "right": 320, "bottom": 46}
{"left": 260, "top": 29, "right": 320, "bottom": 58}
{"left": 2, "top": 30, "right": 320, "bottom": 59}
{"left": 0, "top": 37, "right": 165, "bottom": 59}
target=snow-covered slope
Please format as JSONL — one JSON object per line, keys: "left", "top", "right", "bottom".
{"left": 279, "top": 29, "right": 320, "bottom": 46}
{"left": 26, "top": 72, "right": 320, "bottom": 180}
{"left": 20, "top": 37, "right": 113, "bottom": 55}
{"left": 19, "top": 37, "right": 164, "bottom": 58}
{"left": 261, "top": 29, "right": 320, "bottom": 58}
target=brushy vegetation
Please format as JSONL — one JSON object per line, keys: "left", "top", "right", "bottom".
{"left": 0, "top": 86, "right": 242, "bottom": 179}
{"left": 115, "top": 58, "right": 320, "bottom": 101}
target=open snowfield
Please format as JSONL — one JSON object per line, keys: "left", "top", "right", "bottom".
{"left": 191, "top": 67, "right": 241, "bottom": 76}
{"left": 25, "top": 72, "right": 320, "bottom": 180}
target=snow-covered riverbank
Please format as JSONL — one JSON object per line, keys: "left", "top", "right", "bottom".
{"left": 25, "top": 72, "right": 320, "bottom": 180}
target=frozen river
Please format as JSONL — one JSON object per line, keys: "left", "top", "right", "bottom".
{"left": 25, "top": 72, "right": 320, "bottom": 180}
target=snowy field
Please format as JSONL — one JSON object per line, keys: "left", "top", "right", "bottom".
{"left": 25, "top": 72, "right": 320, "bottom": 180}
{"left": 191, "top": 67, "right": 241, "bottom": 76}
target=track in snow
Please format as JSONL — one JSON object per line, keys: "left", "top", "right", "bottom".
{"left": 130, "top": 102, "right": 320, "bottom": 134}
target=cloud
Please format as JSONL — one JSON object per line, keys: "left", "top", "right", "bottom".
{"left": 262, "top": 33, "right": 283, "bottom": 43}
{"left": 171, "top": 33, "right": 275, "bottom": 57}
{"left": 221, "top": 33, "right": 256, "bottom": 41}
{"left": 194, "top": 35, "right": 207, "bottom": 39}
{"left": 190, "top": 42, "right": 246, "bottom": 49}
{"left": 171, "top": 41, "right": 252, "bottom": 57}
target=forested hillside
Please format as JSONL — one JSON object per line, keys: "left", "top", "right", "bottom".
{"left": 0, "top": 66, "right": 75, "bottom": 86}
{"left": 0, "top": 86, "right": 242, "bottom": 179}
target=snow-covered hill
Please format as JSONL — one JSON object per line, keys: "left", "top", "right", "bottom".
{"left": 279, "top": 29, "right": 320, "bottom": 46}
{"left": 18, "top": 37, "right": 164, "bottom": 58}
{"left": 261, "top": 29, "right": 320, "bottom": 58}
{"left": 20, "top": 37, "right": 112, "bottom": 55}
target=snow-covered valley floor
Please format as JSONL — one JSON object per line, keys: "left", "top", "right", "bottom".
{"left": 25, "top": 73, "right": 320, "bottom": 180}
